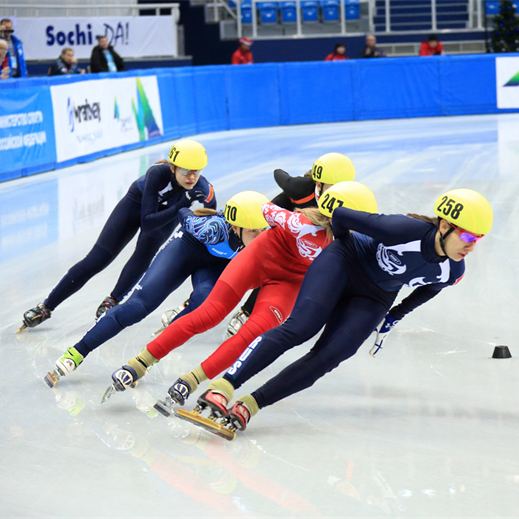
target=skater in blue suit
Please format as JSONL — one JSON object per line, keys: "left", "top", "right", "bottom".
{"left": 43, "top": 191, "right": 269, "bottom": 388}
{"left": 193, "top": 188, "right": 494, "bottom": 435}
{"left": 19, "top": 139, "right": 215, "bottom": 332}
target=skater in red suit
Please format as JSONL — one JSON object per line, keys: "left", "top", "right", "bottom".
{"left": 108, "top": 182, "right": 363, "bottom": 405}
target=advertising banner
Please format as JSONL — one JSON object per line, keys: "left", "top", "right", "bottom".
{"left": 0, "top": 85, "right": 56, "bottom": 180}
{"left": 496, "top": 56, "right": 519, "bottom": 109}
{"left": 50, "top": 75, "right": 164, "bottom": 163}
{"left": 15, "top": 16, "right": 177, "bottom": 60}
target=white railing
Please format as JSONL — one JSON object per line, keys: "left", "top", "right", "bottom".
{"left": 1, "top": 3, "right": 180, "bottom": 19}
{"left": 221, "top": 0, "right": 489, "bottom": 39}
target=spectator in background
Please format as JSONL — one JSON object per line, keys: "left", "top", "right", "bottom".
{"left": 90, "top": 35, "right": 126, "bottom": 73}
{"left": 232, "top": 37, "right": 253, "bottom": 65}
{"left": 325, "top": 43, "right": 349, "bottom": 61}
{"left": 48, "top": 48, "right": 86, "bottom": 76}
{"left": 358, "top": 34, "right": 385, "bottom": 59}
{"left": 420, "top": 34, "right": 444, "bottom": 56}
{"left": 0, "top": 18, "right": 28, "bottom": 77}
{"left": 0, "top": 38, "right": 10, "bottom": 79}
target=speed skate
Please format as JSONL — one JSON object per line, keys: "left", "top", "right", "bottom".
{"left": 176, "top": 406, "right": 236, "bottom": 441}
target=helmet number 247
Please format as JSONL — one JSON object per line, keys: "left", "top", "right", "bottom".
{"left": 321, "top": 193, "right": 344, "bottom": 213}
{"left": 436, "top": 196, "right": 463, "bottom": 220}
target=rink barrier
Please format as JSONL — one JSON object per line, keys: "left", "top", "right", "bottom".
{"left": 1, "top": 54, "right": 518, "bottom": 182}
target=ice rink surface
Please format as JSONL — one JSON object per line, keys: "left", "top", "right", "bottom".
{"left": 1, "top": 114, "right": 519, "bottom": 518}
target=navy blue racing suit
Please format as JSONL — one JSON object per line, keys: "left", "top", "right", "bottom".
{"left": 223, "top": 209, "right": 465, "bottom": 409}
{"left": 44, "top": 162, "right": 216, "bottom": 310}
{"left": 73, "top": 208, "right": 243, "bottom": 358}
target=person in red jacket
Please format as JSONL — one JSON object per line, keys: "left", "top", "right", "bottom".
{"left": 325, "top": 43, "right": 349, "bottom": 61}
{"left": 419, "top": 34, "right": 444, "bottom": 56}
{"left": 232, "top": 37, "right": 253, "bottom": 65}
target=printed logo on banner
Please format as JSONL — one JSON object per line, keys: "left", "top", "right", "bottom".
{"left": 496, "top": 57, "right": 519, "bottom": 108}
{"left": 16, "top": 17, "right": 177, "bottom": 60}
{"left": 0, "top": 87, "right": 56, "bottom": 180}
{"left": 67, "top": 97, "right": 102, "bottom": 133}
{"left": 51, "top": 76, "right": 163, "bottom": 162}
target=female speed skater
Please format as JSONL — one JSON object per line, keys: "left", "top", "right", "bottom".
{"left": 43, "top": 191, "right": 269, "bottom": 388}
{"left": 18, "top": 139, "right": 215, "bottom": 332}
{"left": 104, "top": 182, "right": 372, "bottom": 404}
{"left": 187, "top": 188, "right": 493, "bottom": 436}
{"left": 160, "top": 152, "right": 356, "bottom": 339}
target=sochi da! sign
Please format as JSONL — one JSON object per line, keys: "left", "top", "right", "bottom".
{"left": 15, "top": 17, "right": 177, "bottom": 60}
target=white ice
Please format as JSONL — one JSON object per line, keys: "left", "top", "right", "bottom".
{"left": 1, "top": 114, "right": 519, "bottom": 518}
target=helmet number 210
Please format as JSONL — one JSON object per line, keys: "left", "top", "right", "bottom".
{"left": 225, "top": 205, "right": 238, "bottom": 222}
{"left": 437, "top": 196, "right": 463, "bottom": 220}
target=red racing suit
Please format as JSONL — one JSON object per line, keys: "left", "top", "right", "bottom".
{"left": 147, "top": 203, "right": 332, "bottom": 378}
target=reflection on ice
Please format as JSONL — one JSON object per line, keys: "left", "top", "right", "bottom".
{"left": 2, "top": 114, "right": 519, "bottom": 518}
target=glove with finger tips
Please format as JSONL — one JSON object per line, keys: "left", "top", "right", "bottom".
{"left": 369, "top": 315, "right": 399, "bottom": 357}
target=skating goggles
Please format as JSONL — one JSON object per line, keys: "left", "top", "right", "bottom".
{"left": 450, "top": 223, "right": 484, "bottom": 243}
{"left": 177, "top": 167, "right": 202, "bottom": 177}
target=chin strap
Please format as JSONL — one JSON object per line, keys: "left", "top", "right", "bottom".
{"left": 439, "top": 223, "right": 455, "bottom": 255}
{"left": 238, "top": 227, "right": 244, "bottom": 247}
{"left": 315, "top": 184, "right": 324, "bottom": 203}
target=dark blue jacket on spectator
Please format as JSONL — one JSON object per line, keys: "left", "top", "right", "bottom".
{"left": 48, "top": 56, "right": 82, "bottom": 76}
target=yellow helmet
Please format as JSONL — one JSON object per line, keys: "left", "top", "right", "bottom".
{"left": 434, "top": 188, "right": 493, "bottom": 235}
{"left": 224, "top": 191, "right": 269, "bottom": 229}
{"left": 318, "top": 181, "right": 377, "bottom": 218}
{"left": 311, "top": 153, "right": 356, "bottom": 184}
{"left": 167, "top": 139, "right": 208, "bottom": 170}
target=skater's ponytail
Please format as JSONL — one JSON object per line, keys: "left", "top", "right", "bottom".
{"left": 193, "top": 208, "right": 218, "bottom": 217}
{"left": 407, "top": 214, "right": 439, "bottom": 227}
{"left": 297, "top": 208, "right": 333, "bottom": 240}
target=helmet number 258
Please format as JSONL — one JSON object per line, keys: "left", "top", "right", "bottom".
{"left": 436, "top": 196, "right": 463, "bottom": 220}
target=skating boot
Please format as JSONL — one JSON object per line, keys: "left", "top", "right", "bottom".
{"left": 101, "top": 348, "right": 157, "bottom": 403}
{"left": 225, "top": 309, "right": 249, "bottom": 339}
{"left": 151, "top": 299, "right": 189, "bottom": 337}
{"left": 18, "top": 302, "right": 52, "bottom": 332}
{"left": 96, "top": 296, "right": 118, "bottom": 318}
{"left": 44, "top": 347, "right": 84, "bottom": 388}
{"left": 154, "top": 377, "right": 193, "bottom": 417}
{"left": 101, "top": 365, "right": 139, "bottom": 403}
{"left": 226, "top": 400, "right": 253, "bottom": 432}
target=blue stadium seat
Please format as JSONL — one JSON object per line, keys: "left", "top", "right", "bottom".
{"left": 485, "top": 1, "right": 500, "bottom": 14}
{"left": 242, "top": 1, "right": 253, "bottom": 23}
{"left": 301, "top": 1, "right": 319, "bottom": 22}
{"left": 320, "top": 0, "right": 340, "bottom": 22}
{"left": 257, "top": 2, "right": 279, "bottom": 24}
{"left": 280, "top": 1, "right": 297, "bottom": 23}
{"left": 345, "top": 4, "right": 359, "bottom": 19}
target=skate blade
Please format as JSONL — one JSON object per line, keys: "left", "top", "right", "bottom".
{"left": 16, "top": 323, "right": 27, "bottom": 334}
{"left": 151, "top": 326, "right": 166, "bottom": 338}
{"left": 153, "top": 398, "right": 175, "bottom": 417}
{"left": 44, "top": 370, "right": 59, "bottom": 388}
{"left": 101, "top": 384, "right": 116, "bottom": 404}
{"left": 176, "top": 408, "right": 236, "bottom": 441}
